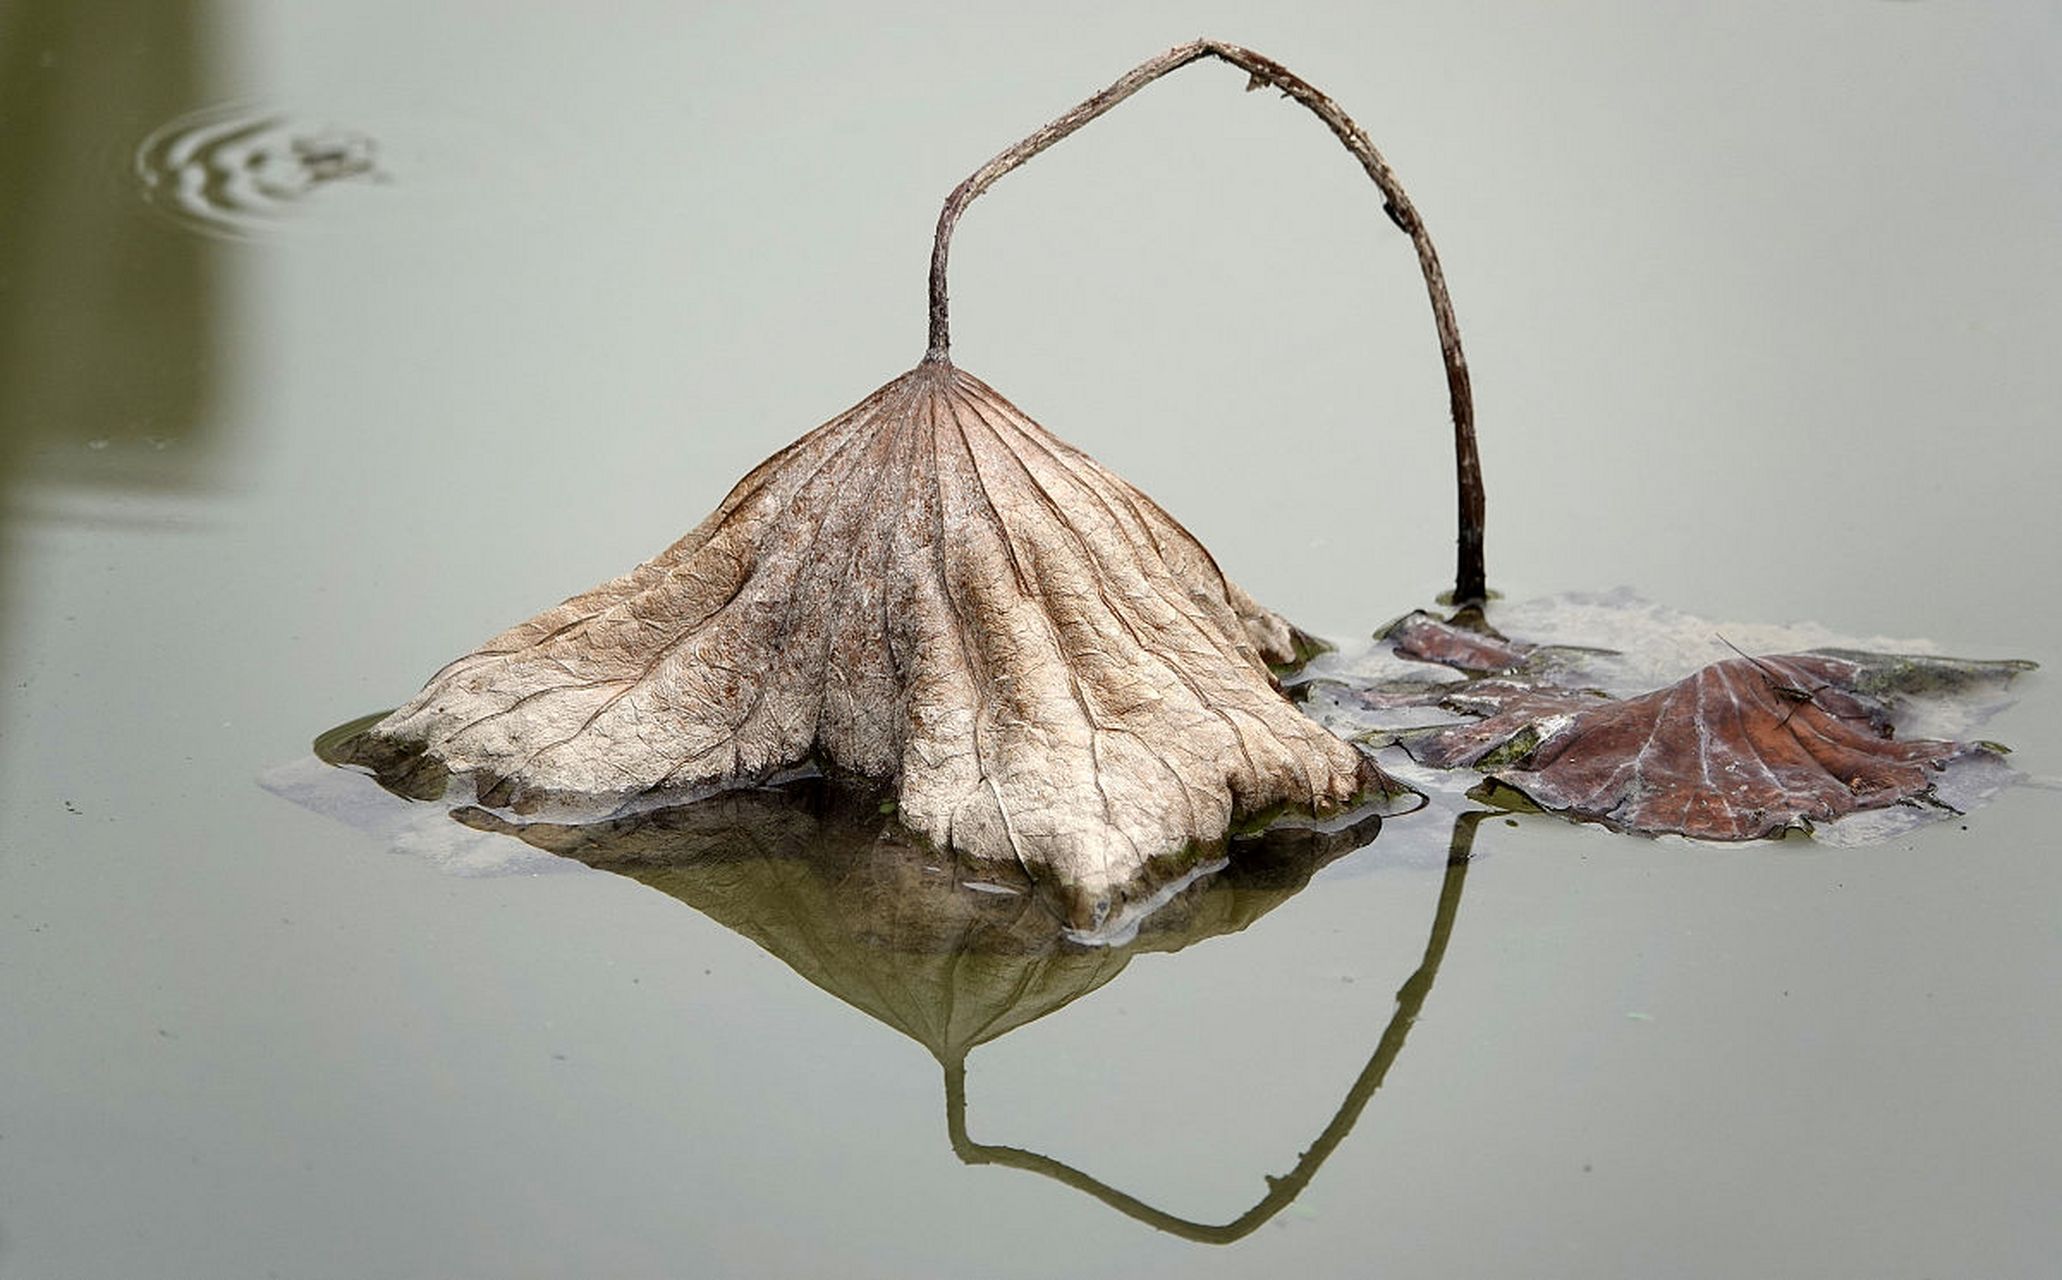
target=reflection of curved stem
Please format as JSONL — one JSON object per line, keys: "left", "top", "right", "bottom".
{"left": 943, "top": 811, "right": 1486, "bottom": 1243}
{"left": 923, "top": 38, "right": 1485, "bottom": 606}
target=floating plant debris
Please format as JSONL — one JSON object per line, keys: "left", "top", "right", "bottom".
{"left": 333, "top": 362, "right": 1399, "bottom": 928}
{"left": 1304, "top": 593, "right": 2035, "bottom": 842}
{"left": 327, "top": 40, "right": 1472, "bottom": 924}
{"left": 1385, "top": 610, "right": 1531, "bottom": 673}
{"left": 318, "top": 39, "right": 2035, "bottom": 925}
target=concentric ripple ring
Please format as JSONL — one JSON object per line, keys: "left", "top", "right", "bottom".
{"left": 134, "top": 103, "right": 381, "bottom": 239}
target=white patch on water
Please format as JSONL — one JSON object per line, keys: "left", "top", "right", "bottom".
{"left": 258, "top": 755, "right": 590, "bottom": 878}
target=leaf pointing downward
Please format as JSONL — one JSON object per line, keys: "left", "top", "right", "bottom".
{"left": 338, "top": 362, "right": 1384, "bottom": 924}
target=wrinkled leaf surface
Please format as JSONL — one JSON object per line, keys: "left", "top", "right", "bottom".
{"left": 337, "top": 361, "right": 1382, "bottom": 920}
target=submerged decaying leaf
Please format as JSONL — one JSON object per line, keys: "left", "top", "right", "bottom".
{"left": 1418, "top": 653, "right": 1991, "bottom": 839}
{"left": 1299, "top": 593, "right": 2035, "bottom": 842}
{"left": 336, "top": 361, "right": 1384, "bottom": 923}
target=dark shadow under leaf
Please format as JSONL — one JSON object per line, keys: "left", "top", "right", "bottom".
{"left": 450, "top": 774, "right": 1389, "bottom": 1037}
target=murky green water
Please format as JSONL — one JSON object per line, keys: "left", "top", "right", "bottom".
{"left": 4, "top": 3, "right": 2058, "bottom": 1276}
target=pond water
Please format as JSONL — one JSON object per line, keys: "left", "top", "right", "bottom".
{"left": 3, "top": 3, "right": 2058, "bottom": 1276}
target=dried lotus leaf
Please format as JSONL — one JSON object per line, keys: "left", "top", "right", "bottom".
{"left": 340, "top": 362, "right": 1387, "bottom": 922}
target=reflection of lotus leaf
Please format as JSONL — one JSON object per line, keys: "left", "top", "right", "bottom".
{"left": 451, "top": 780, "right": 1476, "bottom": 1243}
{"left": 454, "top": 777, "right": 1386, "bottom": 1059}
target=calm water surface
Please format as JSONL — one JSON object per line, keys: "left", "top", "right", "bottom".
{"left": 3, "top": 3, "right": 2059, "bottom": 1277}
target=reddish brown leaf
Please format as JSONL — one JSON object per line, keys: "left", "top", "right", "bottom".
{"left": 1408, "top": 680, "right": 1615, "bottom": 769}
{"left": 1387, "top": 611, "right": 1531, "bottom": 672}
{"left": 1414, "top": 654, "right": 1987, "bottom": 839}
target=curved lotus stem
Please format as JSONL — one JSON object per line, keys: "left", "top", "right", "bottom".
{"left": 941, "top": 813, "right": 1480, "bottom": 1243}
{"left": 924, "top": 38, "right": 1487, "bottom": 607}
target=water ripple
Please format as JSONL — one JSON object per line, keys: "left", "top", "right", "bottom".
{"left": 134, "top": 104, "right": 384, "bottom": 239}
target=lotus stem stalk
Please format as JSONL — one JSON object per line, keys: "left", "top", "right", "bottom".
{"left": 941, "top": 818, "right": 1476, "bottom": 1241}
{"left": 924, "top": 38, "right": 1488, "bottom": 607}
